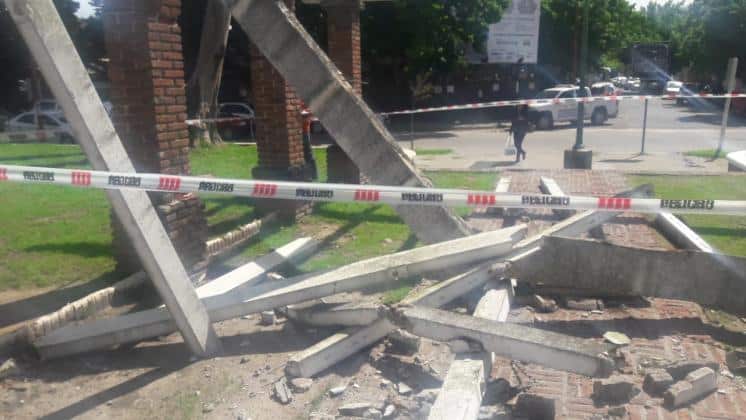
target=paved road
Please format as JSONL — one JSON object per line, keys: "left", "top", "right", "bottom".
{"left": 397, "top": 99, "right": 746, "bottom": 172}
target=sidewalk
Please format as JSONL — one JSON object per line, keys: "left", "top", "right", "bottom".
{"left": 414, "top": 149, "right": 730, "bottom": 173}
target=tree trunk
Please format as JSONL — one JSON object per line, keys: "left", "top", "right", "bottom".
{"left": 188, "top": 0, "right": 231, "bottom": 146}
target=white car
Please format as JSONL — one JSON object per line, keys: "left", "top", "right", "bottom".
{"left": 664, "top": 81, "right": 683, "bottom": 98}
{"left": 5, "top": 111, "right": 75, "bottom": 143}
{"left": 529, "top": 86, "right": 619, "bottom": 130}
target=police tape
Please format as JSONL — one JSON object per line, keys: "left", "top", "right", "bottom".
{"left": 2, "top": 164, "right": 745, "bottom": 216}
{"left": 379, "top": 92, "right": 746, "bottom": 116}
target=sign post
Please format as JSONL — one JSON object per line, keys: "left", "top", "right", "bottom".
{"left": 716, "top": 57, "right": 738, "bottom": 157}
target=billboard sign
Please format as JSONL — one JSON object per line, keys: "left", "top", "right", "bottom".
{"left": 487, "top": 0, "right": 541, "bottom": 64}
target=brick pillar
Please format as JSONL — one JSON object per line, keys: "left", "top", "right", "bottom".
{"left": 104, "top": 0, "right": 208, "bottom": 278}
{"left": 250, "top": 0, "right": 313, "bottom": 220}
{"left": 323, "top": 0, "right": 362, "bottom": 184}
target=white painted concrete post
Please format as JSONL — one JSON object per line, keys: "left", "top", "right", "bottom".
{"left": 6, "top": 0, "right": 220, "bottom": 357}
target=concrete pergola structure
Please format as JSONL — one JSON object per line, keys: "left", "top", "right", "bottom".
{"left": 100, "top": 0, "right": 388, "bottom": 272}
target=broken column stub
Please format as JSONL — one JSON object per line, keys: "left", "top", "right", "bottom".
{"left": 664, "top": 367, "right": 718, "bottom": 408}
{"left": 592, "top": 375, "right": 640, "bottom": 405}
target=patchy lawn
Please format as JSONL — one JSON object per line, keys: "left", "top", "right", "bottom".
{"left": 632, "top": 175, "right": 746, "bottom": 257}
{"left": 683, "top": 149, "right": 729, "bottom": 159}
{"left": 415, "top": 148, "right": 453, "bottom": 156}
{"left": 0, "top": 143, "right": 492, "bottom": 291}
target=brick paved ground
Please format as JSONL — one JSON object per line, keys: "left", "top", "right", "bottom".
{"left": 467, "top": 169, "right": 672, "bottom": 250}
{"left": 468, "top": 169, "right": 745, "bottom": 419}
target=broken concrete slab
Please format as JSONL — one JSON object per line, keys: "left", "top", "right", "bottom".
{"left": 9, "top": 0, "right": 220, "bottom": 357}
{"left": 664, "top": 367, "right": 718, "bottom": 408}
{"left": 392, "top": 306, "right": 614, "bottom": 377}
{"left": 509, "top": 236, "right": 746, "bottom": 315}
{"left": 228, "top": 0, "right": 471, "bottom": 244}
{"left": 561, "top": 297, "right": 603, "bottom": 311}
{"left": 273, "top": 377, "right": 293, "bottom": 404}
{"left": 289, "top": 377, "right": 313, "bottom": 393}
{"left": 36, "top": 226, "right": 524, "bottom": 359}
{"left": 0, "top": 358, "right": 20, "bottom": 380}
{"left": 286, "top": 301, "right": 379, "bottom": 327}
{"left": 643, "top": 370, "right": 674, "bottom": 396}
{"left": 286, "top": 261, "right": 511, "bottom": 378}
{"left": 338, "top": 402, "right": 375, "bottom": 417}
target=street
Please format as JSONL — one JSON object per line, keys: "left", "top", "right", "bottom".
{"left": 399, "top": 99, "right": 746, "bottom": 172}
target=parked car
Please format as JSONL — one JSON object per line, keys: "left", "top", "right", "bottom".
{"left": 217, "top": 102, "right": 255, "bottom": 140}
{"left": 591, "top": 82, "right": 622, "bottom": 97}
{"left": 529, "top": 85, "right": 619, "bottom": 130}
{"left": 5, "top": 111, "right": 74, "bottom": 143}
{"left": 663, "top": 81, "right": 683, "bottom": 99}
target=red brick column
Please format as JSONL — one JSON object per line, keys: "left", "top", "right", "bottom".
{"left": 103, "top": 0, "right": 208, "bottom": 277}
{"left": 323, "top": 0, "right": 362, "bottom": 184}
{"left": 250, "top": 0, "right": 313, "bottom": 219}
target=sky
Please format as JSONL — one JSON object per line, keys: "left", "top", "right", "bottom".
{"left": 76, "top": 1, "right": 94, "bottom": 18}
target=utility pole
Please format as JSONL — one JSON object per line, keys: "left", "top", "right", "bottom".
{"left": 574, "top": 0, "right": 589, "bottom": 151}
{"left": 564, "top": 0, "right": 593, "bottom": 168}
{"left": 716, "top": 57, "right": 738, "bottom": 158}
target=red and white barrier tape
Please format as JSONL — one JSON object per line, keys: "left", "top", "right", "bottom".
{"left": 2, "top": 164, "right": 745, "bottom": 216}
{"left": 379, "top": 93, "right": 746, "bottom": 116}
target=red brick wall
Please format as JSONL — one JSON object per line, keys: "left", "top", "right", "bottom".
{"left": 104, "top": 0, "right": 207, "bottom": 277}
{"left": 325, "top": 0, "right": 362, "bottom": 95}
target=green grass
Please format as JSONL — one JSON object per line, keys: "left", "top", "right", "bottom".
{"left": 415, "top": 148, "right": 453, "bottom": 156}
{"left": 0, "top": 143, "right": 492, "bottom": 292}
{"left": 683, "top": 149, "right": 729, "bottom": 159}
{"left": 631, "top": 175, "right": 746, "bottom": 257}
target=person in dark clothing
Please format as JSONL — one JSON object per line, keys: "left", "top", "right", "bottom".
{"left": 510, "top": 105, "right": 530, "bottom": 161}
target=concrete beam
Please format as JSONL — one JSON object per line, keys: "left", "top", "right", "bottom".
{"left": 391, "top": 306, "right": 614, "bottom": 377}
{"left": 285, "top": 261, "right": 511, "bottom": 378}
{"left": 655, "top": 212, "right": 715, "bottom": 253}
{"left": 509, "top": 236, "right": 746, "bottom": 316}
{"left": 35, "top": 226, "right": 525, "bottom": 359}
{"left": 197, "top": 237, "right": 317, "bottom": 300}
{"left": 228, "top": 0, "right": 471, "bottom": 244}
{"left": 286, "top": 301, "right": 380, "bottom": 327}
{"left": 428, "top": 280, "right": 513, "bottom": 420}
{"left": 539, "top": 177, "right": 575, "bottom": 218}
{"left": 486, "top": 177, "right": 511, "bottom": 216}
{"left": 7, "top": 0, "right": 220, "bottom": 356}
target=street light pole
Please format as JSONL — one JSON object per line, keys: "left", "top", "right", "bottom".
{"left": 573, "top": 0, "right": 589, "bottom": 150}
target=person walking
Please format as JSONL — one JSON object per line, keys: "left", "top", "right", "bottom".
{"left": 510, "top": 105, "right": 530, "bottom": 162}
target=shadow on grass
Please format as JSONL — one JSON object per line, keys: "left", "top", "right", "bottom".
{"left": 0, "top": 151, "right": 83, "bottom": 163}
{"left": 24, "top": 242, "right": 113, "bottom": 258}
{"left": 0, "top": 271, "right": 124, "bottom": 328}
{"left": 313, "top": 204, "right": 401, "bottom": 225}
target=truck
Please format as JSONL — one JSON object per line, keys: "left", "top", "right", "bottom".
{"left": 629, "top": 43, "right": 670, "bottom": 94}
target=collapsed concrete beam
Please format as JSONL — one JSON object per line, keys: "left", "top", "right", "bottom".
{"left": 286, "top": 301, "right": 380, "bottom": 327}
{"left": 539, "top": 177, "right": 574, "bottom": 218}
{"left": 655, "top": 212, "right": 715, "bottom": 253}
{"left": 197, "top": 237, "right": 316, "bottom": 300}
{"left": 487, "top": 177, "right": 511, "bottom": 216}
{"left": 428, "top": 280, "right": 513, "bottom": 420}
{"left": 509, "top": 236, "right": 746, "bottom": 315}
{"left": 391, "top": 306, "right": 614, "bottom": 378}
{"left": 7, "top": 0, "right": 220, "bottom": 356}
{"left": 285, "top": 262, "right": 510, "bottom": 378}
{"left": 228, "top": 0, "right": 471, "bottom": 244}
{"left": 283, "top": 197, "right": 648, "bottom": 378}
{"left": 35, "top": 226, "right": 525, "bottom": 359}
